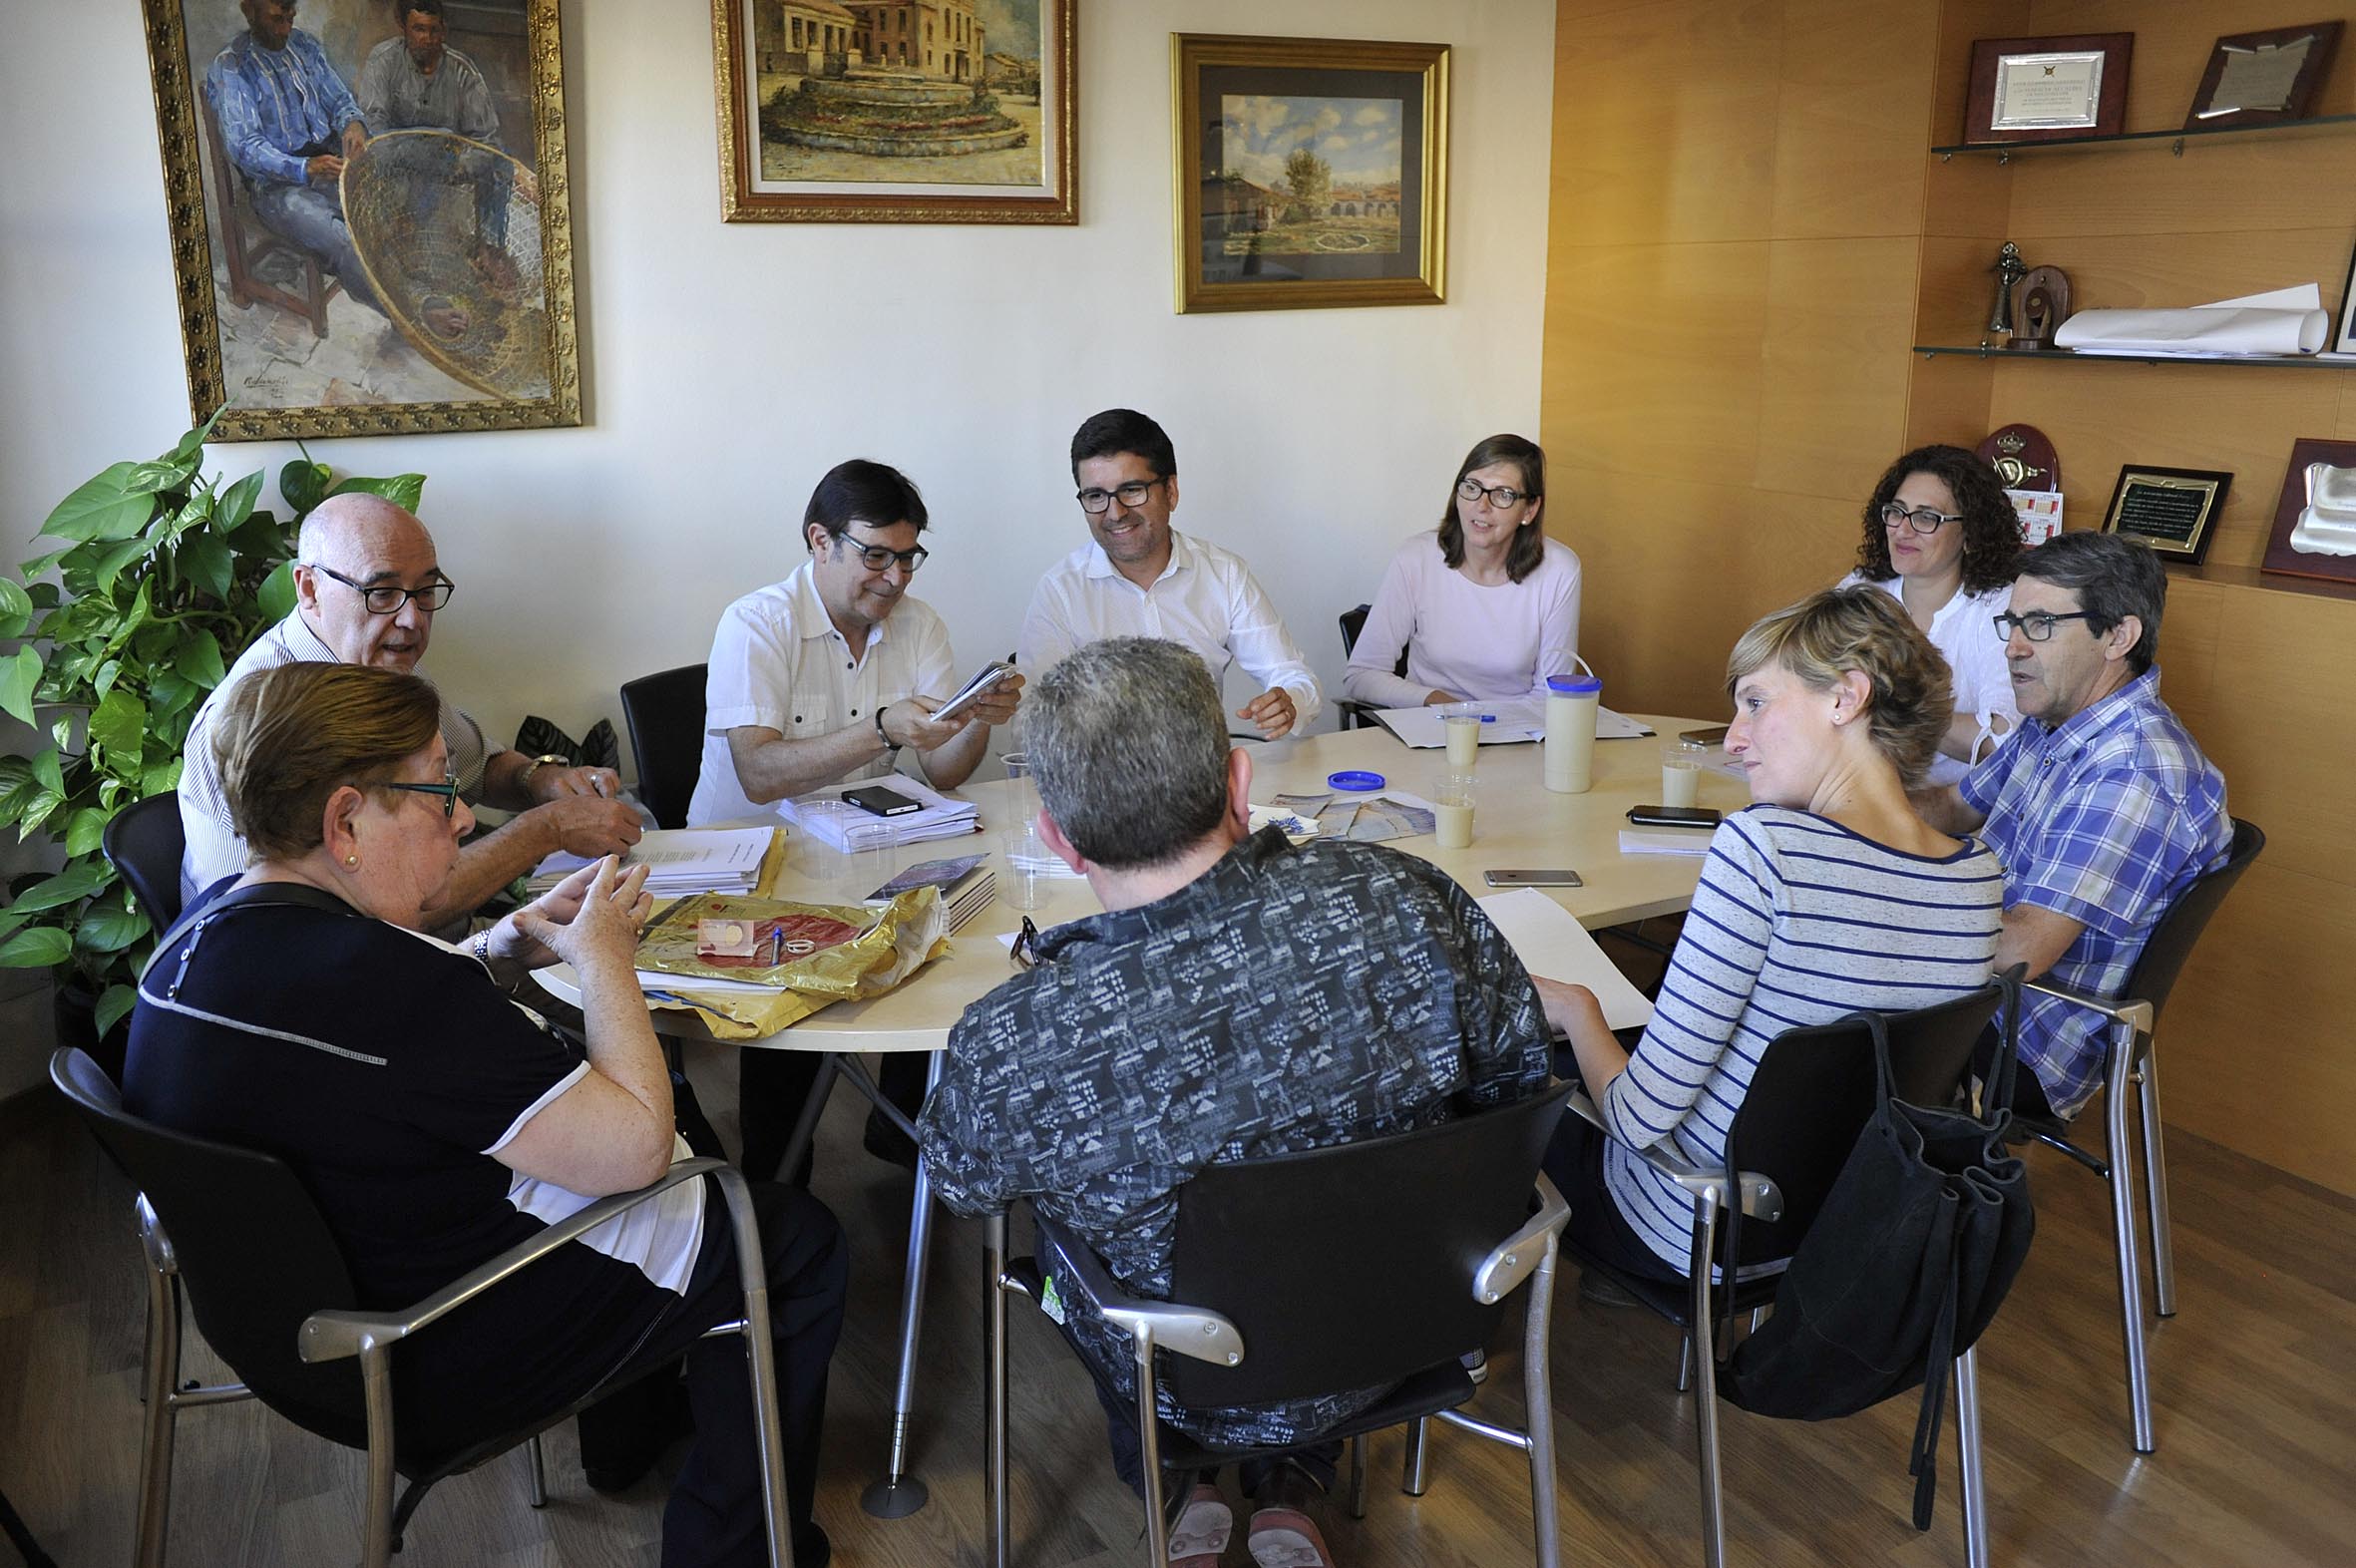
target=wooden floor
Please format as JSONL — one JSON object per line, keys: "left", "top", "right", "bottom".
{"left": 3, "top": 1063, "right": 2353, "bottom": 1568}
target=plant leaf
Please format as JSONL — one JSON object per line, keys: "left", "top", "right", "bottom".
{"left": 91, "top": 657, "right": 122, "bottom": 698}
{"left": 172, "top": 627, "right": 226, "bottom": 689}
{"left": 19, "top": 791, "right": 64, "bottom": 838}
{"left": 180, "top": 535, "right": 234, "bottom": 601}
{"left": 142, "top": 758, "right": 185, "bottom": 796}
{"left": 89, "top": 688, "right": 147, "bottom": 763}
{"left": 95, "top": 982, "right": 140, "bottom": 1036}
{"left": 0, "top": 928, "right": 73, "bottom": 969}
{"left": 31, "top": 746, "right": 64, "bottom": 798}
{"left": 76, "top": 904, "right": 151, "bottom": 955}
{"left": 329, "top": 474, "right": 428, "bottom": 513}
{"left": 0, "top": 579, "right": 30, "bottom": 621}
{"left": 39, "top": 464, "right": 152, "bottom": 543}
{"left": 0, "top": 644, "right": 42, "bottom": 725}
{"left": 63, "top": 806, "right": 111, "bottom": 859}
{"left": 88, "top": 535, "right": 154, "bottom": 592}
{"left": 125, "top": 459, "right": 188, "bottom": 494}
{"left": 7, "top": 861, "right": 111, "bottom": 914}
{"left": 213, "top": 470, "right": 264, "bottom": 535}
{"left": 280, "top": 458, "right": 330, "bottom": 516}
{"left": 257, "top": 560, "right": 297, "bottom": 621}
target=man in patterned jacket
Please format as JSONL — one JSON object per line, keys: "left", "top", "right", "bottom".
{"left": 919, "top": 636, "right": 1552, "bottom": 1568}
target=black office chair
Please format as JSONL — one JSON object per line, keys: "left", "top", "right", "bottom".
{"left": 2010, "top": 815, "right": 2262, "bottom": 1454}
{"left": 102, "top": 793, "right": 187, "bottom": 934}
{"left": 983, "top": 1084, "right": 1576, "bottom": 1568}
{"left": 618, "top": 662, "right": 708, "bottom": 829}
{"left": 49, "top": 1047, "right": 795, "bottom": 1568}
{"left": 1562, "top": 980, "right": 2012, "bottom": 1568}
{"left": 1334, "top": 601, "right": 1403, "bottom": 731}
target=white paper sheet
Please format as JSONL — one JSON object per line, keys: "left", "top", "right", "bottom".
{"left": 1475, "top": 887, "right": 1655, "bottom": 1031}
{"left": 1374, "top": 700, "right": 1654, "bottom": 747}
{"left": 2055, "top": 284, "right": 2328, "bottom": 356}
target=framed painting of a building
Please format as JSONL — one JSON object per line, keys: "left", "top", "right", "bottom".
{"left": 1172, "top": 33, "right": 1448, "bottom": 313}
{"left": 144, "top": 0, "right": 583, "bottom": 440}
{"left": 713, "top": 0, "right": 1076, "bottom": 223}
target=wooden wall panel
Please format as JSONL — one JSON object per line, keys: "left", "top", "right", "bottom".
{"left": 1547, "top": 0, "right": 2356, "bottom": 1195}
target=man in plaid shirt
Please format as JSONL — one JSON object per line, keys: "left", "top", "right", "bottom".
{"left": 1920, "top": 531, "right": 2228, "bottom": 1118}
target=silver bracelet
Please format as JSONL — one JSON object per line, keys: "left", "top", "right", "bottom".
{"left": 474, "top": 928, "right": 493, "bottom": 969}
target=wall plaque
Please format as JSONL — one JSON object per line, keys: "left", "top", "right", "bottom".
{"left": 2102, "top": 467, "right": 2230, "bottom": 565}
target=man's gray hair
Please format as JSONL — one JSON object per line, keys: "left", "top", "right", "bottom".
{"left": 2015, "top": 531, "right": 2166, "bottom": 675}
{"left": 1026, "top": 638, "right": 1231, "bottom": 871}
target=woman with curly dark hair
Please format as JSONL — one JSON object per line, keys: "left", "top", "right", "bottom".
{"left": 1839, "top": 443, "right": 2024, "bottom": 784}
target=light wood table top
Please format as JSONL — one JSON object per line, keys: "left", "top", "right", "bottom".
{"left": 539, "top": 715, "right": 1738, "bottom": 1054}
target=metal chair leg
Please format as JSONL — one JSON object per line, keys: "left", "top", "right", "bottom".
{"left": 1401, "top": 1416, "right": 1431, "bottom": 1496}
{"left": 861, "top": 1052, "right": 945, "bottom": 1518}
{"left": 524, "top": 1433, "right": 548, "bottom": 1507}
{"left": 1955, "top": 1346, "right": 1989, "bottom": 1568}
{"left": 1347, "top": 1434, "right": 1369, "bottom": 1520}
{"left": 1676, "top": 1333, "right": 1693, "bottom": 1393}
{"left": 984, "top": 1214, "right": 1011, "bottom": 1568}
{"left": 135, "top": 1207, "right": 181, "bottom": 1568}
{"left": 2105, "top": 1033, "right": 2158, "bottom": 1454}
{"left": 1132, "top": 1336, "right": 1171, "bottom": 1568}
{"left": 1689, "top": 1205, "right": 1728, "bottom": 1568}
{"left": 2137, "top": 1045, "right": 2178, "bottom": 1319}
{"left": 1522, "top": 1241, "right": 1564, "bottom": 1568}
{"left": 358, "top": 1343, "right": 399, "bottom": 1568}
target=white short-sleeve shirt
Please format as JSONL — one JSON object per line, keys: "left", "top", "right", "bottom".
{"left": 686, "top": 560, "right": 958, "bottom": 825}
{"left": 1016, "top": 531, "right": 1322, "bottom": 727}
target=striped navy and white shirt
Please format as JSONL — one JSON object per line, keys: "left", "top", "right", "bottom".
{"left": 1599, "top": 806, "right": 2004, "bottom": 1273}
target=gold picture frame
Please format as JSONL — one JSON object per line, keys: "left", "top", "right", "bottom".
{"left": 712, "top": 0, "right": 1076, "bottom": 224}
{"left": 145, "top": 0, "right": 582, "bottom": 442}
{"left": 1171, "top": 33, "right": 1448, "bottom": 314}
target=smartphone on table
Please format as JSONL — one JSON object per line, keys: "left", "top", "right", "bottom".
{"left": 1484, "top": 869, "right": 1584, "bottom": 887}
{"left": 1626, "top": 805, "right": 1722, "bottom": 829}
{"left": 844, "top": 784, "right": 923, "bottom": 818}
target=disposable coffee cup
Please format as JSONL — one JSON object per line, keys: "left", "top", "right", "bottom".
{"left": 1434, "top": 771, "right": 1476, "bottom": 849}
{"left": 1661, "top": 743, "right": 1703, "bottom": 808}
{"left": 1442, "top": 705, "right": 1483, "bottom": 769}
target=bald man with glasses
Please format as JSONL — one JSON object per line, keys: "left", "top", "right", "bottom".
{"left": 177, "top": 492, "right": 641, "bottom": 928}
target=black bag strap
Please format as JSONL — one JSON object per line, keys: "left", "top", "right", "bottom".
{"left": 1907, "top": 1221, "right": 1965, "bottom": 1528}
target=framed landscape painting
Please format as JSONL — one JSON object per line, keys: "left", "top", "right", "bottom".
{"left": 144, "top": 0, "right": 582, "bottom": 440}
{"left": 712, "top": 0, "right": 1076, "bottom": 223}
{"left": 1171, "top": 33, "right": 1449, "bottom": 314}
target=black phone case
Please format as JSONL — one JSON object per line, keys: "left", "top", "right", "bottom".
{"left": 846, "top": 786, "right": 921, "bottom": 817}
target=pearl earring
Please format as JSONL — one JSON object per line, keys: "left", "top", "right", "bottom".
{"left": 345, "top": 854, "right": 359, "bottom": 867}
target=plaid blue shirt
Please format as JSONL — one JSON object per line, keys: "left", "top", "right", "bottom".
{"left": 205, "top": 30, "right": 365, "bottom": 190}
{"left": 1960, "top": 668, "right": 2228, "bottom": 1116}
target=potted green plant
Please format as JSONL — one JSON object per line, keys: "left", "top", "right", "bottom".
{"left": 0, "top": 416, "right": 422, "bottom": 1049}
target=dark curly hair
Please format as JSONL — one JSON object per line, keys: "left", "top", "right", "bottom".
{"left": 1856, "top": 444, "right": 2022, "bottom": 595}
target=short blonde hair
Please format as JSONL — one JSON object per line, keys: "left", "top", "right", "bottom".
{"left": 210, "top": 663, "right": 443, "bottom": 861}
{"left": 1726, "top": 587, "right": 1953, "bottom": 786}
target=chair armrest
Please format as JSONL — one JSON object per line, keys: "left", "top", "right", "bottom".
{"left": 299, "top": 1157, "right": 735, "bottom": 1365}
{"left": 1031, "top": 1213, "right": 1245, "bottom": 1371}
{"left": 2023, "top": 978, "right": 2155, "bottom": 1036}
{"left": 1473, "top": 1173, "right": 1570, "bottom": 1305}
{"left": 1564, "top": 1087, "right": 1782, "bottom": 1222}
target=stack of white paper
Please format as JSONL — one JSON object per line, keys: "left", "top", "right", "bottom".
{"left": 527, "top": 826, "right": 774, "bottom": 898}
{"left": 781, "top": 776, "right": 981, "bottom": 851}
{"left": 1619, "top": 829, "right": 1713, "bottom": 857}
{"left": 1475, "top": 887, "right": 1654, "bottom": 1030}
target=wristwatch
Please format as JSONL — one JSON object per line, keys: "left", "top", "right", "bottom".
{"left": 518, "top": 753, "right": 568, "bottom": 791}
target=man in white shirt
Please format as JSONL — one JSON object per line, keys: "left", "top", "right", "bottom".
{"left": 688, "top": 459, "right": 1020, "bottom": 1183}
{"left": 178, "top": 493, "right": 640, "bottom": 927}
{"left": 1018, "top": 409, "right": 1321, "bottom": 739}
{"left": 687, "top": 459, "right": 1020, "bottom": 824}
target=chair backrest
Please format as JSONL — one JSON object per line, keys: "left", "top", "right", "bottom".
{"left": 48, "top": 1047, "right": 368, "bottom": 1449}
{"left": 103, "top": 793, "right": 188, "bottom": 934}
{"left": 617, "top": 663, "right": 708, "bottom": 830}
{"left": 1160, "top": 1082, "right": 1574, "bottom": 1409}
{"left": 1335, "top": 602, "right": 1408, "bottom": 680}
{"left": 2123, "top": 816, "right": 2262, "bottom": 1025}
{"left": 1723, "top": 980, "right": 2009, "bottom": 1267}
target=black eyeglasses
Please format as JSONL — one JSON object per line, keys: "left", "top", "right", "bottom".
{"left": 836, "top": 538, "right": 929, "bottom": 574}
{"left": 380, "top": 773, "right": 462, "bottom": 818}
{"left": 1009, "top": 916, "right": 1039, "bottom": 971}
{"left": 1879, "top": 502, "right": 1963, "bottom": 535}
{"left": 1075, "top": 478, "right": 1166, "bottom": 514}
{"left": 1992, "top": 610, "right": 2096, "bottom": 643}
{"left": 308, "top": 563, "right": 457, "bottom": 613}
{"left": 1456, "top": 477, "right": 1532, "bottom": 509}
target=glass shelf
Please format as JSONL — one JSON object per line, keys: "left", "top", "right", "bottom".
{"left": 1931, "top": 111, "right": 2356, "bottom": 160}
{"left": 1911, "top": 344, "right": 2356, "bottom": 369}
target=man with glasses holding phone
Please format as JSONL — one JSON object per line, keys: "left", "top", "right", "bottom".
{"left": 1914, "top": 531, "right": 2228, "bottom": 1120}
{"left": 1019, "top": 408, "right": 1321, "bottom": 739}
{"left": 179, "top": 493, "right": 642, "bottom": 932}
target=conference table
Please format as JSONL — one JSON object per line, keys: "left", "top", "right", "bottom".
{"left": 538, "top": 712, "right": 1742, "bottom": 1515}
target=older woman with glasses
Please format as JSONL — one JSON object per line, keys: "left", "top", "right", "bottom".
{"left": 1532, "top": 588, "right": 2003, "bottom": 1285}
{"left": 1342, "top": 433, "right": 1583, "bottom": 708}
{"left": 1838, "top": 443, "right": 2025, "bottom": 785}
{"left": 123, "top": 661, "right": 847, "bottom": 1568}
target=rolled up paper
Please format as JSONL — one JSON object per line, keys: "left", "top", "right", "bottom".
{"left": 2056, "top": 285, "right": 2330, "bottom": 356}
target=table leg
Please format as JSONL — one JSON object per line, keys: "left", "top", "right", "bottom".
{"left": 775, "top": 1051, "right": 841, "bottom": 1185}
{"left": 859, "top": 1049, "right": 945, "bottom": 1518}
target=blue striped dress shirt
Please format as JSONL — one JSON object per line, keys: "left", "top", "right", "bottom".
{"left": 204, "top": 29, "right": 365, "bottom": 190}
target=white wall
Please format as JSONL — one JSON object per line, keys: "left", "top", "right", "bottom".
{"left": 0, "top": 0, "right": 1555, "bottom": 1094}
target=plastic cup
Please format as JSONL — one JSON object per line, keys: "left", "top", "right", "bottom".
{"left": 841, "top": 819, "right": 898, "bottom": 900}
{"left": 998, "top": 750, "right": 1036, "bottom": 829}
{"left": 1434, "top": 771, "right": 1477, "bottom": 849}
{"left": 1000, "top": 824, "right": 1045, "bottom": 913}
{"left": 1662, "top": 743, "right": 1703, "bottom": 808}
{"left": 1442, "top": 705, "right": 1483, "bottom": 769}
